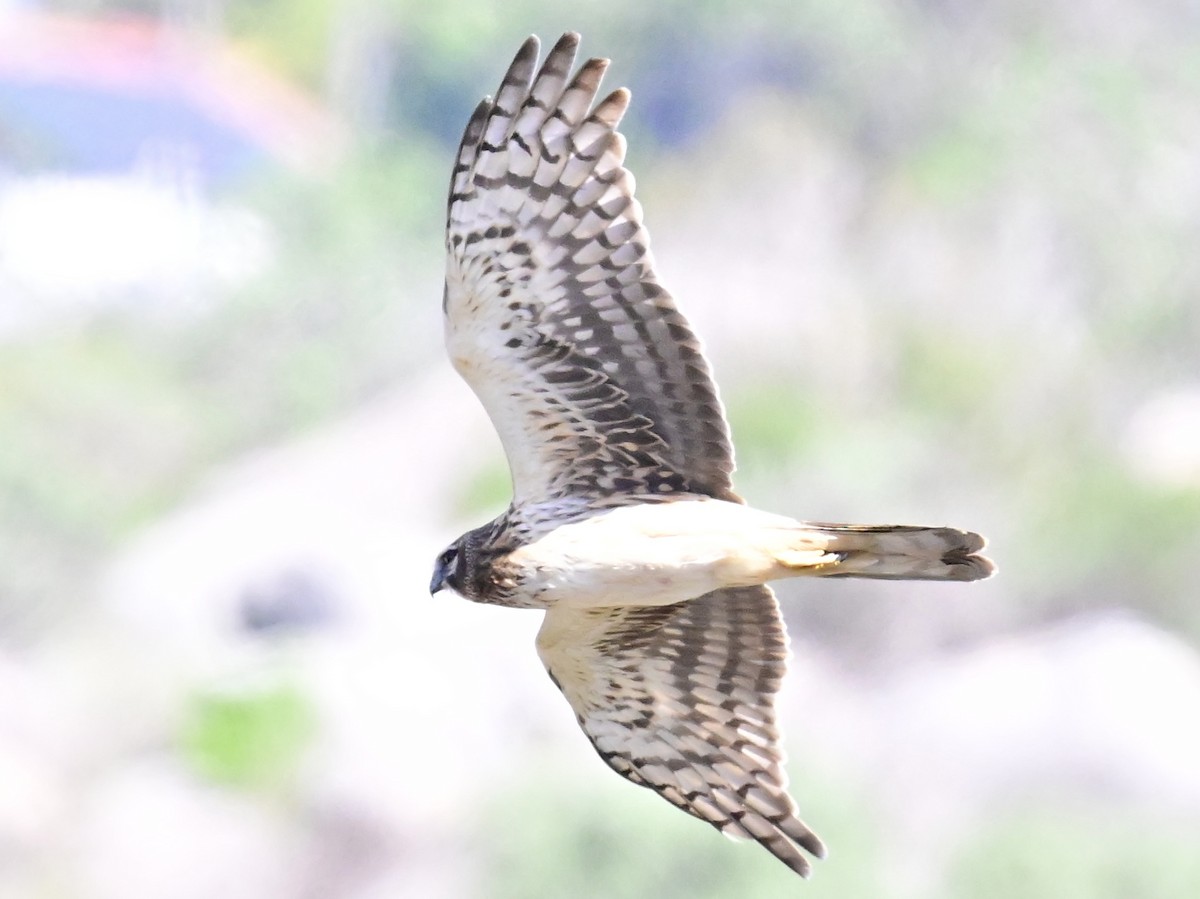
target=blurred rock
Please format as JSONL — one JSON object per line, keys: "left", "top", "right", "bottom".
{"left": 237, "top": 568, "right": 339, "bottom": 637}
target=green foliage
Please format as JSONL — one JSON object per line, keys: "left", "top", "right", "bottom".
{"left": 905, "top": 122, "right": 1004, "bottom": 203}
{"left": 0, "top": 328, "right": 192, "bottom": 525}
{"left": 478, "top": 770, "right": 1200, "bottom": 899}
{"left": 0, "top": 326, "right": 202, "bottom": 633}
{"left": 226, "top": 0, "right": 341, "bottom": 88}
{"left": 725, "top": 382, "right": 823, "bottom": 473}
{"left": 179, "top": 682, "right": 315, "bottom": 791}
{"left": 890, "top": 328, "right": 1005, "bottom": 425}
{"left": 1017, "top": 453, "right": 1200, "bottom": 632}
{"left": 943, "top": 804, "right": 1200, "bottom": 899}
{"left": 454, "top": 458, "right": 512, "bottom": 522}
{"left": 475, "top": 762, "right": 883, "bottom": 899}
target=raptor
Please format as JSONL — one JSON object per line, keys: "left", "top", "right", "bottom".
{"left": 431, "top": 33, "right": 993, "bottom": 877}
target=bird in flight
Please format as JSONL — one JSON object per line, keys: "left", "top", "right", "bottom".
{"left": 432, "top": 32, "right": 993, "bottom": 878}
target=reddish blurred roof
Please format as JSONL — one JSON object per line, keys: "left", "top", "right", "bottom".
{"left": 0, "top": 12, "right": 343, "bottom": 180}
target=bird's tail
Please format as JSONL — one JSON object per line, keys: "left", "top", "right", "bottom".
{"left": 776, "top": 523, "right": 994, "bottom": 582}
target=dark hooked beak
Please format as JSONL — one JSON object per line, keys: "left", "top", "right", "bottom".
{"left": 429, "top": 559, "right": 450, "bottom": 595}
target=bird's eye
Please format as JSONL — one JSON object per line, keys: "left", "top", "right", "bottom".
{"left": 431, "top": 543, "right": 462, "bottom": 595}
{"left": 439, "top": 546, "right": 458, "bottom": 568}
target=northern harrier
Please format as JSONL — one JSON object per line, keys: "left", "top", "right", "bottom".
{"left": 431, "top": 33, "right": 993, "bottom": 877}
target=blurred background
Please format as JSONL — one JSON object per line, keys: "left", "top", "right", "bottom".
{"left": 2, "top": 0, "right": 1199, "bottom": 896}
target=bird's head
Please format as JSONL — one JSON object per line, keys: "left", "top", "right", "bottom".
{"left": 430, "top": 538, "right": 466, "bottom": 596}
{"left": 431, "top": 522, "right": 512, "bottom": 602}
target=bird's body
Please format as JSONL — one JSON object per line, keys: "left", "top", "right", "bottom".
{"left": 446, "top": 498, "right": 989, "bottom": 611}
{"left": 432, "top": 32, "right": 994, "bottom": 878}
{"left": 511, "top": 499, "right": 814, "bottom": 609}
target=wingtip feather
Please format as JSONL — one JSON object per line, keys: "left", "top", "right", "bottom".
{"left": 592, "top": 87, "right": 631, "bottom": 128}
{"left": 511, "top": 35, "right": 541, "bottom": 71}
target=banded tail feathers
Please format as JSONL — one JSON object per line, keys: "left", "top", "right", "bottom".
{"left": 778, "top": 523, "right": 993, "bottom": 582}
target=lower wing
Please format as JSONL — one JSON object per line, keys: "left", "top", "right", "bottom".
{"left": 534, "top": 584, "right": 826, "bottom": 876}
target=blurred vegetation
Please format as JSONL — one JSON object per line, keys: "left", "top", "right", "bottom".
{"left": 179, "top": 679, "right": 315, "bottom": 791}
{"left": 476, "top": 761, "right": 885, "bottom": 899}
{"left": 944, "top": 802, "right": 1200, "bottom": 899}
{"left": 479, "top": 771, "right": 1200, "bottom": 898}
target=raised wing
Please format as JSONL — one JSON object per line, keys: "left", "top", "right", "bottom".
{"left": 445, "top": 33, "right": 736, "bottom": 506}
{"left": 535, "top": 586, "right": 826, "bottom": 877}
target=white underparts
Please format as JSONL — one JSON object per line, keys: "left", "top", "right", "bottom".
{"left": 507, "top": 499, "right": 839, "bottom": 609}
